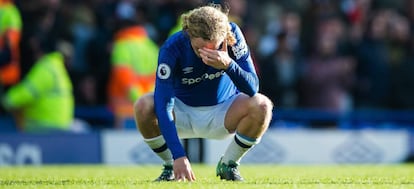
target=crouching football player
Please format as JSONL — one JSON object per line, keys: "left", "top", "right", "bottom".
{"left": 134, "top": 3, "right": 273, "bottom": 182}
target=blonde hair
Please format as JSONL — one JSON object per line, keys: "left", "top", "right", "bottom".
{"left": 182, "top": 4, "right": 236, "bottom": 45}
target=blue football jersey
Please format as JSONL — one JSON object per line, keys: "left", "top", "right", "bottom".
{"left": 154, "top": 22, "right": 259, "bottom": 159}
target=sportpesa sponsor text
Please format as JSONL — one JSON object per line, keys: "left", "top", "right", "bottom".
{"left": 181, "top": 70, "right": 225, "bottom": 85}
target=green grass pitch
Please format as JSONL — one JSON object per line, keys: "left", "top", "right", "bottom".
{"left": 1, "top": 164, "right": 414, "bottom": 189}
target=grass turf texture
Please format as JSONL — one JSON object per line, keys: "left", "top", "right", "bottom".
{"left": 1, "top": 164, "right": 414, "bottom": 189}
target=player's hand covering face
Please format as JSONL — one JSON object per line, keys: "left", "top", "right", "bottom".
{"left": 190, "top": 37, "right": 232, "bottom": 70}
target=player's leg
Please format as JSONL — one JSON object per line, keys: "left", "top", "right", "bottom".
{"left": 217, "top": 93, "right": 273, "bottom": 181}
{"left": 134, "top": 93, "right": 161, "bottom": 138}
{"left": 225, "top": 92, "right": 273, "bottom": 139}
{"left": 133, "top": 93, "right": 174, "bottom": 181}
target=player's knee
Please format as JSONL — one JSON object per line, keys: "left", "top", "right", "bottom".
{"left": 133, "top": 94, "right": 154, "bottom": 118}
{"left": 249, "top": 94, "right": 273, "bottom": 128}
{"left": 261, "top": 94, "right": 273, "bottom": 110}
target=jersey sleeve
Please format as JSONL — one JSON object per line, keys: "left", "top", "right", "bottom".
{"left": 154, "top": 46, "right": 186, "bottom": 160}
{"left": 225, "top": 22, "right": 259, "bottom": 97}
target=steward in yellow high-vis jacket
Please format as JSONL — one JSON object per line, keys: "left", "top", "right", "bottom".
{"left": 2, "top": 51, "right": 74, "bottom": 133}
{"left": 0, "top": 0, "right": 22, "bottom": 88}
{"left": 108, "top": 22, "right": 159, "bottom": 128}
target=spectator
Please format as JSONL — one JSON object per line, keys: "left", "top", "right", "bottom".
{"left": 168, "top": 0, "right": 204, "bottom": 36}
{"left": 0, "top": 0, "right": 22, "bottom": 92}
{"left": 107, "top": 1, "right": 159, "bottom": 128}
{"left": 1, "top": 37, "right": 75, "bottom": 133}
{"left": 354, "top": 10, "right": 391, "bottom": 109}
{"left": 226, "top": 0, "right": 247, "bottom": 27}
{"left": 258, "top": 11, "right": 303, "bottom": 107}
{"left": 66, "top": 1, "right": 100, "bottom": 106}
{"left": 1, "top": 0, "right": 82, "bottom": 133}
{"left": 259, "top": 31, "right": 302, "bottom": 108}
{"left": 73, "top": 0, "right": 113, "bottom": 107}
{"left": 298, "top": 16, "right": 355, "bottom": 114}
{"left": 388, "top": 14, "right": 414, "bottom": 109}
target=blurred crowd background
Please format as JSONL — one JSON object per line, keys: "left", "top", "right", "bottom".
{"left": 2, "top": 0, "right": 414, "bottom": 131}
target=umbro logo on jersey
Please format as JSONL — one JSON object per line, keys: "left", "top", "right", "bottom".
{"left": 182, "top": 67, "right": 193, "bottom": 74}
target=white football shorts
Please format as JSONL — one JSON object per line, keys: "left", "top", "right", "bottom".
{"left": 173, "top": 94, "right": 239, "bottom": 140}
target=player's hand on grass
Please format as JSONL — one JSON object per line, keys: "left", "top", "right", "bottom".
{"left": 174, "top": 156, "right": 196, "bottom": 182}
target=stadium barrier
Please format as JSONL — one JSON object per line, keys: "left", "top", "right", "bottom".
{"left": 0, "top": 133, "right": 101, "bottom": 165}
{"left": 0, "top": 129, "right": 410, "bottom": 166}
